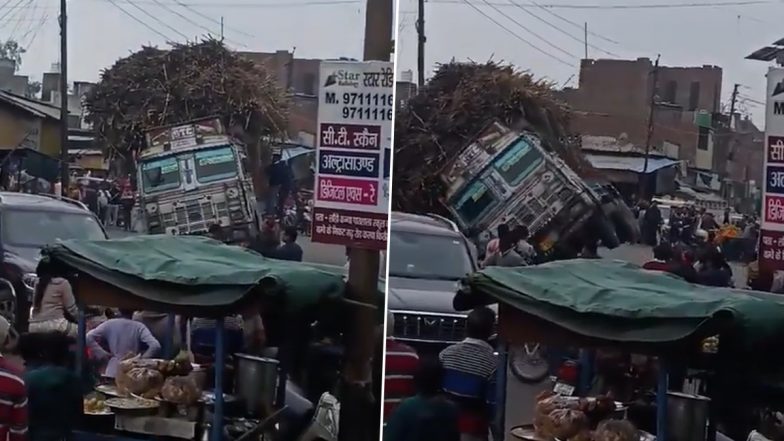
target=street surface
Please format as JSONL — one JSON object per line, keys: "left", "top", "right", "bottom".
{"left": 106, "top": 227, "right": 347, "bottom": 267}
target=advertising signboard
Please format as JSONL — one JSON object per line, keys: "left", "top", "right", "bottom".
{"left": 311, "top": 61, "right": 393, "bottom": 250}
{"left": 760, "top": 67, "right": 784, "bottom": 270}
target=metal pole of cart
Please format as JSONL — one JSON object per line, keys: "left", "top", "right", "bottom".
{"left": 494, "top": 342, "right": 509, "bottom": 441}
{"left": 165, "top": 313, "right": 176, "bottom": 358}
{"left": 211, "top": 317, "right": 225, "bottom": 441}
{"left": 77, "top": 305, "right": 86, "bottom": 376}
{"left": 656, "top": 362, "right": 669, "bottom": 441}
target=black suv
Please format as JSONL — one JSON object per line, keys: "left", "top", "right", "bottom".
{"left": 387, "top": 212, "right": 480, "bottom": 353}
{"left": 0, "top": 192, "right": 108, "bottom": 330}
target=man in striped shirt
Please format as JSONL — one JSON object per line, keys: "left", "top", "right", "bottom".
{"left": 439, "top": 307, "right": 498, "bottom": 441}
{"left": 0, "top": 316, "right": 27, "bottom": 441}
{"left": 383, "top": 312, "right": 420, "bottom": 421}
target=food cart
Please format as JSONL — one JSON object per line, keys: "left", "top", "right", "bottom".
{"left": 454, "top": 259, "right": 784, "bottom": 441}
{"left": 42, "top": 235, "right": 377, "bottom": 441}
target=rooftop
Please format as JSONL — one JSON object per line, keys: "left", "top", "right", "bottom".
{"left": 0, "top": 89, "right": 65, "bottom": 120}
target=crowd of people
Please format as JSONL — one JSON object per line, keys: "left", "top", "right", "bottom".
{"left": 59, "top": 176, "right": 136, "bottom": 231}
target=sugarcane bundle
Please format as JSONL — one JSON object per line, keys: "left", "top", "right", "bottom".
{"left": 393, "top": 61, "right": 597, "bottom": 214}
{"left": 83, "top": 38, "right": 289, "bottom": 164}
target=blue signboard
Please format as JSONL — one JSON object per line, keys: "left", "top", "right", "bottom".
{"left": 767, "top": 165, "right": 784, "bottom": 194}
{"left": 318, "top": 149, "right": 380, "bottom": 179}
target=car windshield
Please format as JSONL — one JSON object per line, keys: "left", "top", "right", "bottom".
{"left": 492, "top": 137, "right": 544, "bottom": 186}
{"left": 388, "top": 230, "right": 473, "bottom": 280}
{"left": 451, "top": 180, "right": 497, "bottom": 226}
{"left": 3, "top": 210, "right": 106, "bottom": 248}
{"left": 194, "top": 147, "right": 237, "bottom": 183}
{"left": 141, "top": 157, "right": 180, "bottom": 194}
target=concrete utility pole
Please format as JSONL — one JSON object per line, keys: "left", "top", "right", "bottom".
{"left": 584, "top": 22, "right": 588, "bottom": 59}
{"left": 641, "top": 54, "right": 660, "bottom": 198}
{"left": 339, "top": 2, "right": 392, "bottom": 441}
{"left": 59, "top": 0, "right": 69, "bottom": 189}
{"left": 417, "top": 0, "right": 426, "bottom": 87}
{"left": 729, "top": 83, "right": 739, "bottom": 124}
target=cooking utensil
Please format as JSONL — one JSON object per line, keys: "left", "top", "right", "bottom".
{"left": 234, "top": 353, "right": 279, "bottom": 417}
{"left": 666, "top": 391, "right": 709, "bottom": 441}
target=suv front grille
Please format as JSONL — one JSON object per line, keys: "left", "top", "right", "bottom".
{"left": 392, "top": 312, "right": 467, "bottom": 343}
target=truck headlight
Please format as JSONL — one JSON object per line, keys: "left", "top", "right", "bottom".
{"left": 226, "top": 188, "right": 239, "bottom": 199}
{"left": 146, "top": 203, "right": 159, "bottom": 215}
{"left": 22, "top": 273, "right": 37, "bottom": 291}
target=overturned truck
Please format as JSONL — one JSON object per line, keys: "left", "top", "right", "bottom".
{"left": 393, "top": 61, "right": 638, "bottom": 259}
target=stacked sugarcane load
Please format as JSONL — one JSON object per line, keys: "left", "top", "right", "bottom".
{"left": 393, "top": 61, "right": 601, "bottom": 215}
{"left": 83, "top": 38, "right": 289, "bottom": 171}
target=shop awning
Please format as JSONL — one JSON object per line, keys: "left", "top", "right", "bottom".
{"left": 585, "top": 154, "right": 678, "bottom": 174}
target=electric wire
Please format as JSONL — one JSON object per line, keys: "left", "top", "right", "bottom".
{"left": 123, "top": 0, "right": 190, "bottom": 40}
{"left": 479, "top": 0, "right": 577, "bottom": 59}
{"left": 460, "top": 0, "right": 574, "bottom": 67}
{"left": 148, "top": 0, "right": 247, "bottom": 47}
{"left": 170, "top": 0, "right": 256, "bottom": 40}
{"left": 0, "top": 0, "right": 28, "bottom": 25}
{"left": 507, "top": 0, "right": 620, "bottom": 57}
{"left": 104, "top": 0, "right": 175, "bottom": 41}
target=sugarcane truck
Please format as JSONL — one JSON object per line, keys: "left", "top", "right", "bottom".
{"left": 137, "top": 117, "right": 259, "bottom": 243}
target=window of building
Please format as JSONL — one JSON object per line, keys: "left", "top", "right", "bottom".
{"left": 303, "top": 73, "right": 316, "bottom": 95}
{"left": 697, "top": 126, "right": 710, "bottom": 150}
{"left": 689, "top": 81, "right": 700, "bottom": 111}
{"left": 664, "top": 80, "right": 677, "bottom": 104}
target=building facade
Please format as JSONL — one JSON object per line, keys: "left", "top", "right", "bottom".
{"left": 0, "top": 90, "right": 63, "bottom": 158}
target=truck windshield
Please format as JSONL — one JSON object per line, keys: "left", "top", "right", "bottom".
{"left": 492, "top": 137, "right": 544, "bottom": 186}
{"left": 141, "top": 157, "right": 180, "bottom": 194}
{"left": 451, "top": 180, "right": 496, "bottom": 226}
{"left": 195, "top": 147, "right": 237, "bottom": 184}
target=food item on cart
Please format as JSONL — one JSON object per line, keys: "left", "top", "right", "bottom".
{"left": 536, "top": 391, "right": 579, "bottom": 415}
{"left": 105, "top": 397, "right": 160, "bottom": 410}
{"left": 116, "top": 365, "right": 164, "bottom": 398}
{"left": 535, "top": 408, "right": 588, "bottom": 441}
{"left": 159, "top": 351, "right": 194, "bottom": 377}
{"left": 594, "top": 420, "right": 637, "bottom": 441}
{"left": 84, "top": 397, "right": 110, "bottom": 414}
{"left": 578, "top": 395, "right": 616, "bottom": 425}
{"left": 161, "top": 375, "right": 201, "bottom": 405}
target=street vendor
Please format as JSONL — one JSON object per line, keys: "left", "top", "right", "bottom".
{"left": 86, "top": 309, "right": 162, "bottom": 378}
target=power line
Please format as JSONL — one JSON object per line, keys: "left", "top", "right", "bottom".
{"left": 91, "top": 0, "right": 361, "bottom": 7}
{"left": 104, "top": 0, "right": 174, "bottom": 41}
{"left": 170, "top": 0, "right": 256, "bottom": 40}
{"left": 460, "top": 0, "right": 574, "bottom": 67}
{"left": 22, "top": 9, "right": 48, "bottom": 49}
{"left": 122, "top": 0, "right": 190, "bottom": 40}
{"left": 148, "top": 0, "right": 247, "bottom": 47}
{"left": 0, "top": 0, "right": 28, "bottom": 25}
{"left": 431, "top": 0, "right": 773, "bottom": 9}
{"left": 480, "top": 0, "right": 577, "bottom": 59}
{"left": 8, "top": 0, "right": 34, "bottom": 42}
{"left": 507, "top": 0, "right": 620, "bottom": 57}
{"left": 523, "top": 0, "right": 621, "bottom": 46}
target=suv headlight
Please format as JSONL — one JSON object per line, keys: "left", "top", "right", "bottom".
{"left": 22, "top": 273, "right": 38, "bottom": 291}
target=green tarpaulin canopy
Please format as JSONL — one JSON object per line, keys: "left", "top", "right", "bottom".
{"left": 459, "top": 259, "right": 784, "bottom": 351}
{"left": 44, "top": 235, "right": 367, "bottom": 316}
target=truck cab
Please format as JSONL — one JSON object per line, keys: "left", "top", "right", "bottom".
{"left": 137, "top": 118, "right": 258, "bottom": 243}
{"left": 440, "top": 121, "right": 621, "bottom": 258}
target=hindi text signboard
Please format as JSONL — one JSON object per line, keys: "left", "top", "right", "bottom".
{"left": 761, "top": 67, "right": 784, "bottom": 270}
{"left": 311, "top": 61, "right": 393, "bottom": 250}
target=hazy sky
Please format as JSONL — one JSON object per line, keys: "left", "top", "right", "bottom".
{"left": 395, "top": 0, "right": 784, "bottom": 127}
{"left": 5, "top": 0, "right": 367, "bottom": 83}
{"left": 3, "top": 0, "right": 784, "bottom": 127}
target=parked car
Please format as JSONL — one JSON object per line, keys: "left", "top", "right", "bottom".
{"left": 386, "top": 211, "right": 479, "bottom": 355}
{"left": 0, "top": 192, "right": 108, "bottom": 330}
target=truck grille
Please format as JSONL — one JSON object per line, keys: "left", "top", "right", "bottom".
{"left": 161, "top": 198, "right": 231, "bottom": 232}
{"left": 391, "top": 312, "right": 467, "bottom": 343}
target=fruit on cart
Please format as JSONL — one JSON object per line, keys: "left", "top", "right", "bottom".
{"left": 161, "top": 376, "right": 201, "bottom": 405}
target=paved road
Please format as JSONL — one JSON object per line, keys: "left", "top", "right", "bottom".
{"left": 106, "top": 227, "right": 347, "bottom": 267}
